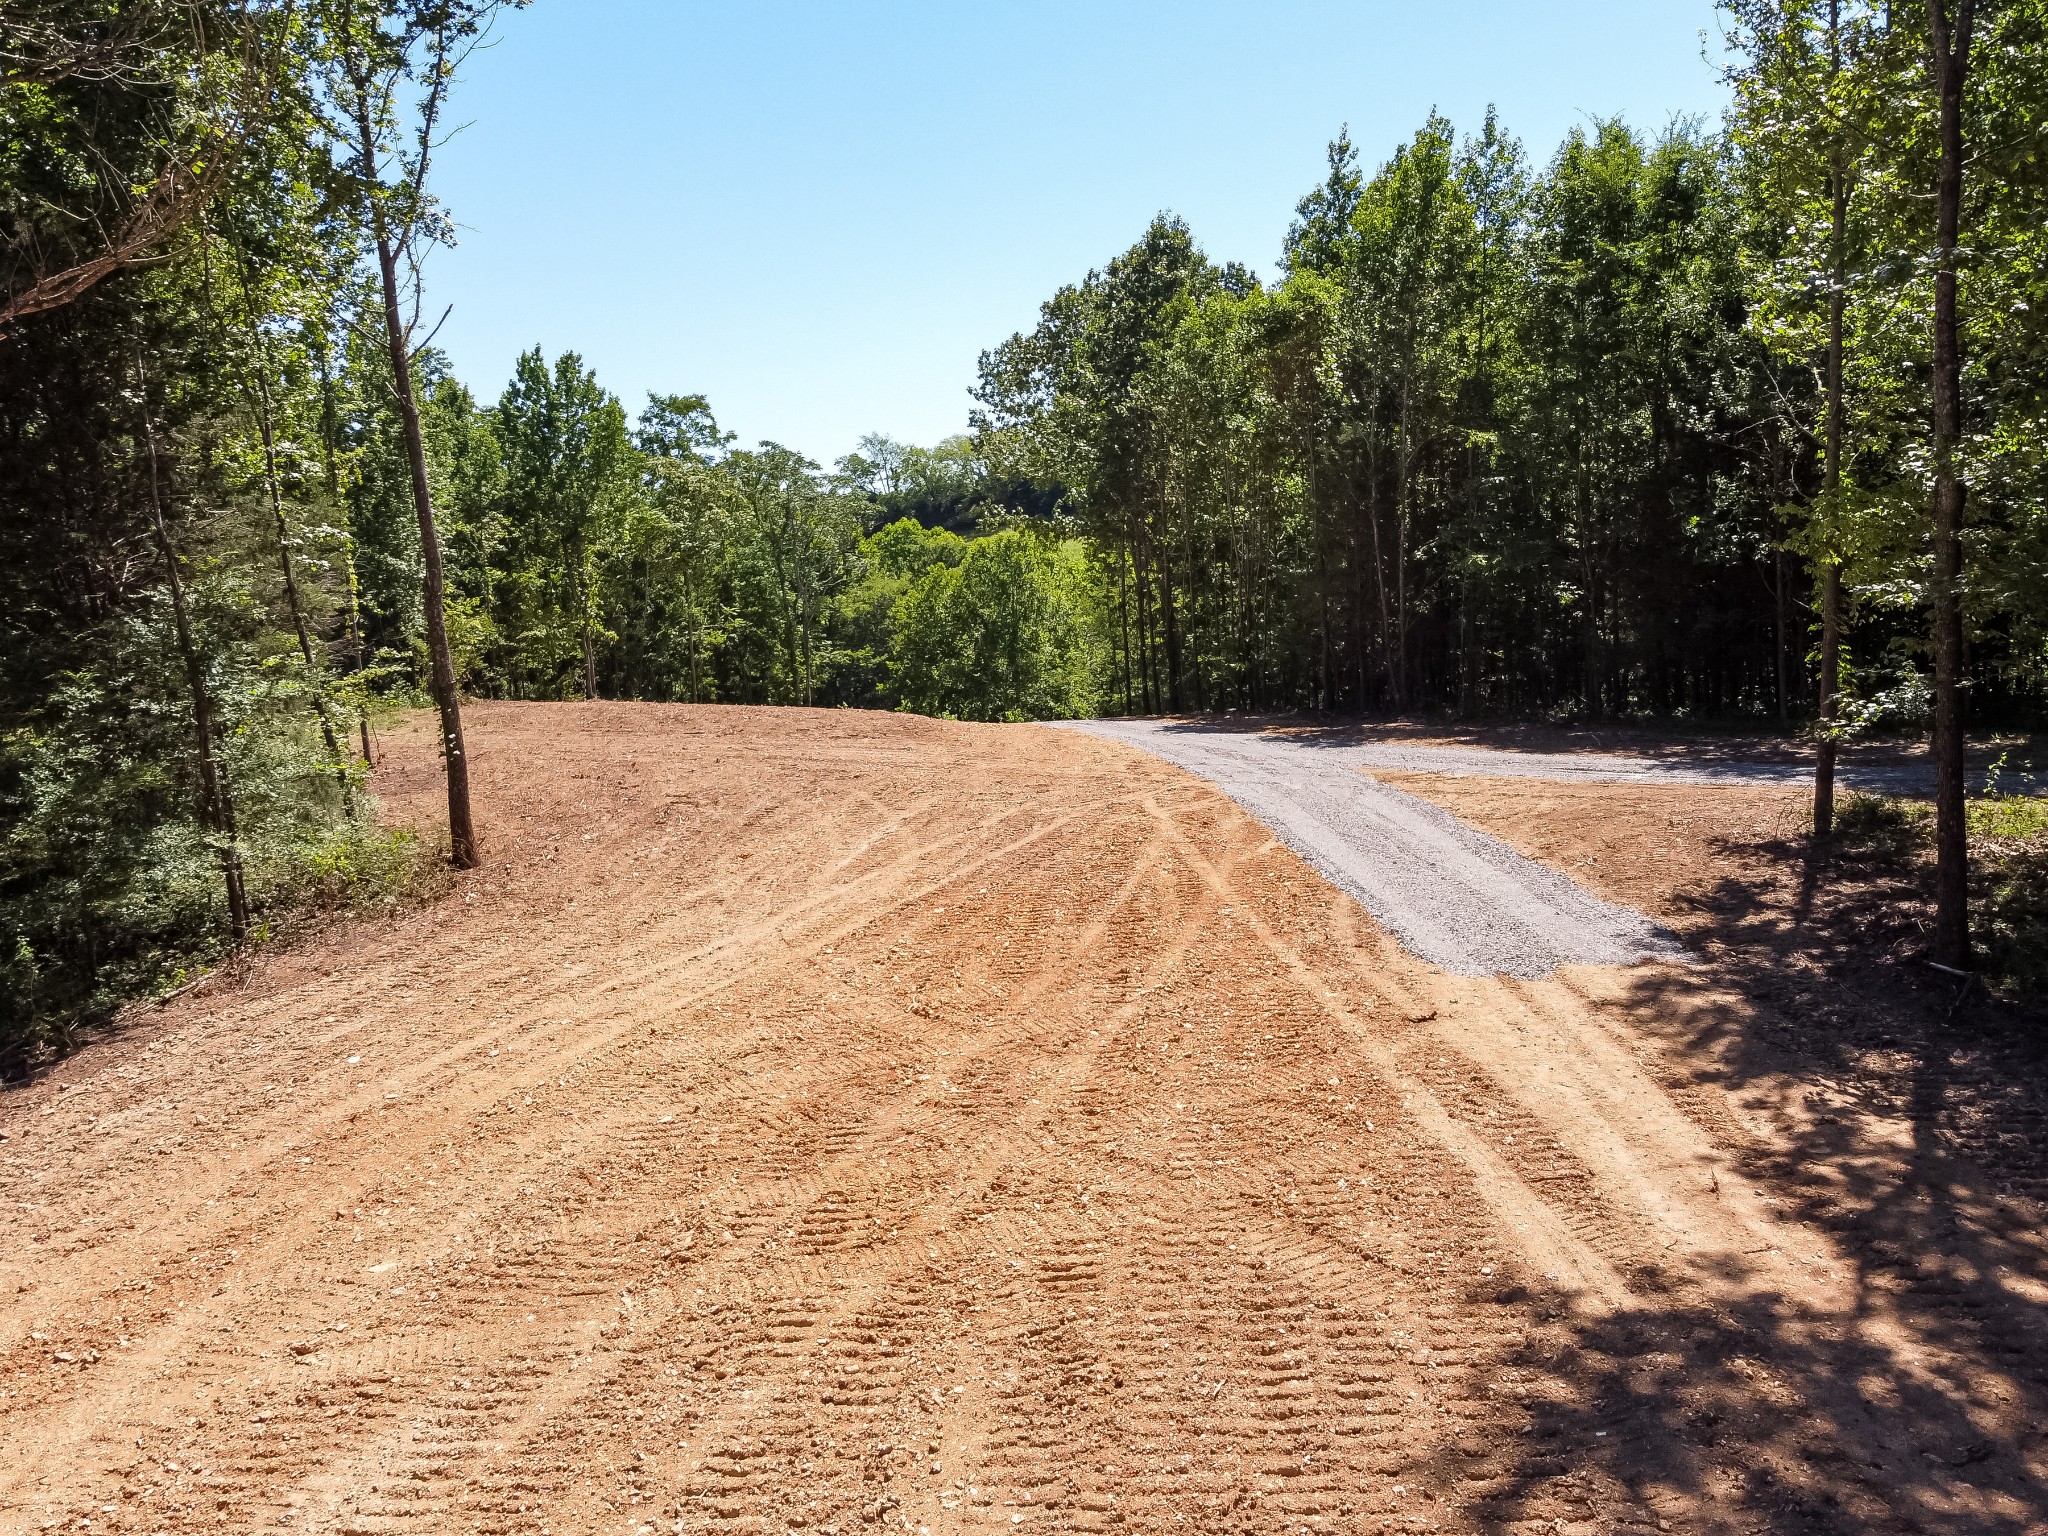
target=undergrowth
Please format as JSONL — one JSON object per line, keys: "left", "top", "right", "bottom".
{"left": 1, "top": 668, "right": 451, "bottom": 1079}
{"left": 2, "top": 810, "right": 449, "bottom": 1080}
{"left": 1832, "top": 791, "right": 2048, "bottom": 1007}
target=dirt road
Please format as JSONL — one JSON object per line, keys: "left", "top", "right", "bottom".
{"left": 3, "top": 704, "right": 2045, "bottom": 1535}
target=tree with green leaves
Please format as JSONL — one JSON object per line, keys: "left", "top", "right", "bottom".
{"left": 1729, "top": 0, "right": 1897, "bottom": 834}
{"left": 891, "top": 529, "right": 1100, "bottom": 722}
{"left": 311, "top": 0, "right": 525, "bottom": 868}
{"left": 724, "top": 444, "right": 861, "bottom": 707}
{"left": 494, "top": 348, "right": 635, "bottom": 698}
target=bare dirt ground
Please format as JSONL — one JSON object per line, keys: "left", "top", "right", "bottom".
{"left": 4, "top": 704, "right": 2047, "bottom": 1536}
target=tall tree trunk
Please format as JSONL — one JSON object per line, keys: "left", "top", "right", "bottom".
{"left": 682, "top": 565, "right": 703, "bottom": 703}
{"left": 1773, "top": 548, "right": 1788, "bottom": 724}
{"left": 221, "top": 240, "right": 354, "bottom": 805}
{"left": 1158, "top": 504, "right": 1183, "bottom": 714}
{"left": 139, "top": 357, "right": 249, "bottom": 946}
{"left": 1393, "top": 370, "right": 1413, "bottom": 710}
{"left": 1815, "top": 134, "right": 1850, "bottom": 838}
{"left": 574, "top": 536, "right": 599, "bottom": 699}
{"left": 1134, "top": 537, "right": 1156, "bottom": 714}
{"left": 1366, "top": 446, "right": 1396, "bottom": 707}
{"left": 1116, "top": 548, "right": 1134, "bottom": 714}
{"left": 801, "top": 591, "right": 815, "bottom": 707}
{"left": 1926, "top": 0, "right": 1974, "bottom": 965}
{"left": 343, "top": 537, "right": 375, "bottom": 766}
{"left": 357, "top": 99, "right": 478, "bottom": 869}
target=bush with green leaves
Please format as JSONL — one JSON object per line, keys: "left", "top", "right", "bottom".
{"left": 0, "top": 570, "right": 421, "bottom": 1078}
{"left": 890, "top": 529, "right": 1103, "bottom": 722}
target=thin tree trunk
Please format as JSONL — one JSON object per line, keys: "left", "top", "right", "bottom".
{"left": 683, "top": 564, "right": 703, "bottom": 703}
{"left": 1135, "top": 536, "right": 1157, "bottom": 714}
{"left": 578, "top": 544, "right": 600, "bottom": 700}
{"left": 1353, "top": 520, "right": 1368, "bottom": 711}
{"left": 356, "top": 98, "right": 478, "bottom": 869}
{"left": 139, "top": 355, "right": 249, "bottom": 946}
{"left": 239, "top": 307, "right": 355, "bottom": 811}
{"left": 1815, "top": 562, "right": 1844, "bottom": 835}
{"left": 1927, "top": 0, "right": 1974, "bottom": 965}
{"left": 1394, "top": 369, "right": 1413, "bottom": 710}
{"left": 801, "top": 592, "right": 815, "bottom": 707}
{"left": 1773, "top": 548, "right": 1788, "bottom": 724}
{"left": 1158, "top": 504, "right": 1183, "bottom": 714}
{"left": 344, "top": 536, "right": 375, "bottom": 766}
{"left": 313, "top": 328, "right": 376, "bottom": 765}
{"left": 1366, "top": 447, "right": 1395, "bottom": 707}
{"left": 1116, "top": 548, "right": 1133, "bottom": 714}
{"left": 1814, "top": 0, "right": 1855, "bottom": 838}
{"left": 1815, "top": 138, "right": 1850, "bottom": 838}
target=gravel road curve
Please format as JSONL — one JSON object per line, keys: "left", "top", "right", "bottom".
{"left": 1064, "top": 720, "right": 1685, "bottom": 978}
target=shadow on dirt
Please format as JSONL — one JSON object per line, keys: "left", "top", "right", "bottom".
{"left": 1468, "top": 819, "right": 2048, "bottom": 1532}
{"left": 1120, "top": 712, "right": 2048, "bottom": 1527}
{"left": 1145, "top": 710, "right": 2041, "bottom": 783}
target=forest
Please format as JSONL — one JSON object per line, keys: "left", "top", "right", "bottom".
{"left": 2, "top": 0, "right": 2045, "bottom": 1068}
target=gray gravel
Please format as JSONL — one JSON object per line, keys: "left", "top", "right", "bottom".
{"left": 1061, "top": 720, "right": 1687, "bottom": 980}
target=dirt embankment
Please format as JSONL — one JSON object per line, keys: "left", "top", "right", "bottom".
{"left": 2, "top": 705, "right": 2045, "bottom": 1536}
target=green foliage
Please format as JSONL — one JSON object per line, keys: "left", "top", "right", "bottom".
{"left": 891, "top": 530, "right": 1102, "bottom": 722}
{"left": 1976, "top": 837, "right": 2048, "bottom": 1002}
{"left": 866, "top": 517, "right": 967, "bottom": 579}
{"left": 1833, "top": 791, "right": 1925, "bottom": 839}
{"left": 838, "top": 433, "right": 1059, "bottom": 532}
{"left": 0, "top": 0, "right": 513, "bottom": 1072}
{"left": 1829, "top": 789, "right": 2048, "bottom": 1005}
{"left": 0, "top": 588, "right": 396, "bottom": 1073}
{"left": 1970, "top": 794, "right": 2048, "bottom": 841}
{"left": 493, "top": 348, "right": 636, "bottom": 696}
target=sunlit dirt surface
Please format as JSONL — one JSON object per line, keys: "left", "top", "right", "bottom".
{"left": 3, "top": 704, "right": 2045, "bottom": 1535}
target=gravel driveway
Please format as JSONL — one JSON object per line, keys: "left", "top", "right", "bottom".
{"left": 1064, "top": 720, "right": 1686, "bottom": 978}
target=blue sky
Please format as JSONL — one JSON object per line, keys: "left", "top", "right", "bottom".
{"left": 424, "top": 1, "right": 1731, "bottom": 465}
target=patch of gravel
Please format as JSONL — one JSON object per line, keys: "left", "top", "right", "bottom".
{"left": 1061, "top": 720, "right": 1687, "bottom": 979}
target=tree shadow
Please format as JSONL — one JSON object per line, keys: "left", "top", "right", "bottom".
{"left": 1127, "top": 714, "right": 2048, "bottom": 1525}
{"left": 1144, "top": 711, "right": 2039, "bottom": 781}
{"left": 1446, "top": 819, "right": 2048, "bottom": 1531}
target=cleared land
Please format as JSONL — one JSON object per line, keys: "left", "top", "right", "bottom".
{"left": 3, "top": 704, "right": 2046, "bottom": 1536}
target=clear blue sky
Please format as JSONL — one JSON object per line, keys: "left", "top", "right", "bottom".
{"left": 424, "top": 1, "right": 1731, "bottom": 466}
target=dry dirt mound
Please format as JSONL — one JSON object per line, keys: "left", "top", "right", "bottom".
{"left": 2, "top": 704, "right": 2044, "bottom": 1536}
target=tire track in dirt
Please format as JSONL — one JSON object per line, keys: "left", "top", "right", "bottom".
{"left": 9, "top": 703, "right": 2041, "bottom": 1536}
{"left": 294, "top": 824, "right": 1201, "bottom": 1533}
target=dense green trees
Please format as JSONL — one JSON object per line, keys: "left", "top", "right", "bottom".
{"left": 0, "top": 0, "right": 450, "bottom": 1068}
{"left": 977, "top": 118, "right": 1793, "bottom": 722}
{"left": 1725, "top": 0, "right": 2048, "bottom": 957}
{"left": 362, "top": 389, "right": 1101, "bottom": 720}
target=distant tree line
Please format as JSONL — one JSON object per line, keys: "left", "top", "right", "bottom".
{"left": 348, "top": 357, "right": 1096, "bottom": 717}
{"left": 3, "top": 0, "right": 2042, "bottom": 1063}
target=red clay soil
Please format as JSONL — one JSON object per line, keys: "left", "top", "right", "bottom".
{"left": 3, "top": 704, "right": 2045, "bottom": 1536}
